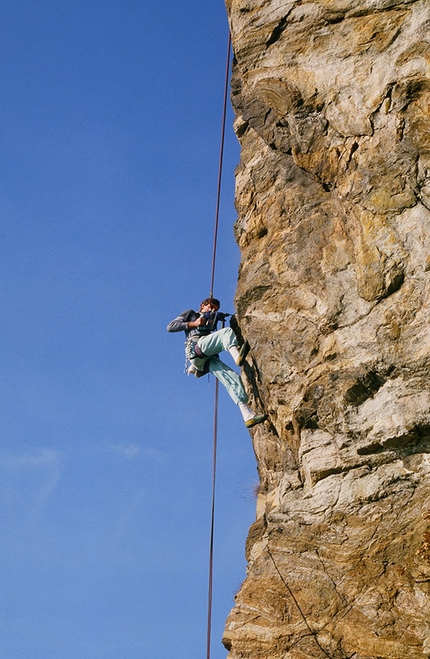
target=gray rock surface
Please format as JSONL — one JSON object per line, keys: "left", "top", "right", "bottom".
{"left": 223, "top": 1, "right": 430, "bottom": 657}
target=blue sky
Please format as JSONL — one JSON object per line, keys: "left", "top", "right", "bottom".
{"left": 0, "top": 2, "right": 259, "bottom": 658}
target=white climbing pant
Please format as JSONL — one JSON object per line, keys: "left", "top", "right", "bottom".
{"left": 190, "top": 327, "right": 249, "bottom": 405}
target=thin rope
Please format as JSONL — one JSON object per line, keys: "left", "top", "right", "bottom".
{"left": 267, "top": 548, "right": 332, "bottom": 659}
{"left": 209, "top": 30, "right": 232, "bottom": 298}
{"left": 206, "top": 377, "right": 219, "bottom": 659}
{"left": 206, "top": 30, "right": 231, "bottom": 659}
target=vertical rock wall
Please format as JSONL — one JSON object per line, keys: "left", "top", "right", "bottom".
{"left": 224, "top": 1, "right": 430, "bottom": 657}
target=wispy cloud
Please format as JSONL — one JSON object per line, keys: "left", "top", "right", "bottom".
{"left": 108, "top": 487, "right": 147, "bottom": 555}
{"left": 0, "top": 447, "right": 60, "bottom": 470}
{"left": 0, "top": 447, "right": 62, "bottom": 524}
{"left": 108, "top": 442, "right": 167, "bottom": 462}
{"left": 109, "top": 442, "right": 141, "bottom": 459}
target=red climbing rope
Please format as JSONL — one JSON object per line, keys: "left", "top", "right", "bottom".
{"left": 206, "top": 374, "right": 219, "bottom": 659}
{"left": 206, "top": 30, "right": 232, "bottom": 659}
{"left": 209, "top": 30, "right": 232, "bottom": 299}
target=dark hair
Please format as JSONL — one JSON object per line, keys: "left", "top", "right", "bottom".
{"left": 200, "top": 297, "right": 220, "bottom": 309}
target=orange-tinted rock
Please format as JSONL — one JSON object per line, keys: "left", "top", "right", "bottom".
{"left": 225, "top": 1, "right": 430, "bottom": 657}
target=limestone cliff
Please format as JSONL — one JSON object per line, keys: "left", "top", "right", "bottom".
{"left": 223, "top": 1, "right": 430, "bottom": 657}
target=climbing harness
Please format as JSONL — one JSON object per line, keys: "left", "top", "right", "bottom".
{"left": 206, "top": 30, "right": 232, "bottom": 659}
{"left": 184, "top": 311, "right": 225, "bottom": 374}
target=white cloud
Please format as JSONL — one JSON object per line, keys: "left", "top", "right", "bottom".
{"left": 108, "top": 443, "right": 168, "bottom": 462}
{"left": 1, "top": 447, "right": 61, "bottom": 470}
{"left": 111, "top": 487, "right": 147, "bottom": 545}
{"left": 0, "top": 447, "right": 62, "bottom": 522}
{"left": 109, "top": 442, "right": 141, "bottom": 459}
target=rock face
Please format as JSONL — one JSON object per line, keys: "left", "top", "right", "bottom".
{"left": 223, "top": 1, "right": 430, "bottom": 657}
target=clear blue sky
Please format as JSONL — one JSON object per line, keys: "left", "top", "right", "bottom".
{"left": 0, "top": 2, "right": 259, "bottom": 658}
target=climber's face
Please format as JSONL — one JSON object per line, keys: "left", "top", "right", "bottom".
{"left": 200, "top": 301, "right": 219, "bottom": 313}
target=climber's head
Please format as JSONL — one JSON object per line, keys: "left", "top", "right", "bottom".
{"left": 199, "top": 297, "right": 220, "bottom": 312}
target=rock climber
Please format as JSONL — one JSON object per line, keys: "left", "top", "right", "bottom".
{"left": 167, "top": 297, "right": 267, "bottom": 428}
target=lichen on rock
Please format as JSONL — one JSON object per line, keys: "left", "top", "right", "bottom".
{"left": 224, "top": 1, "right": 430, "bottom": 657}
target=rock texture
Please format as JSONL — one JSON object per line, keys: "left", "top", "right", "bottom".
{"left": 223, "top": 1, "right": 430, "bottom": 657}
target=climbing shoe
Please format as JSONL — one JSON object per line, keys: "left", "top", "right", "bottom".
{"left": 236, "top": 340, "right": 250, "bottom": 366}
{"left": 245, "top": 413, "right": 268, "bottom": 428}
{"left": 188, "top": 365, "right": 206, "bottom": 378}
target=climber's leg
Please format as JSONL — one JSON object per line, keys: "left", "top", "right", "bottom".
{"left": 197, "top": 327, "right": 237, "bottom": 356}
{"left": 207, "top": 356, "right": 248, "bottom": 405}
{"left": 197, "top": 328, "right": 250, "bottom": 365}
{"left": 207, "top": 357, "right": 267, "bottom": 427}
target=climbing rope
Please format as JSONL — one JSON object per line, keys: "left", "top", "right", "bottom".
{"left": 206, "top": 372, "right": 219, "bottom": 659}
{"left": 209, "top": 30, "right": 232, "bottom": 299}
{"left": 206, "top": 30, "right": 232, "bottom": 659}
